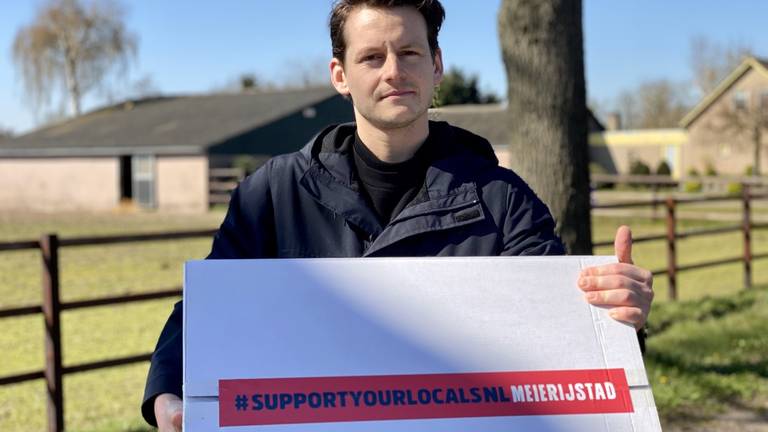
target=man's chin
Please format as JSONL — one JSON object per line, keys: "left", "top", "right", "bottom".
{"left": 369, "top": 117, "right": 421, "bottom": 130}
{"left": 367, "top": 109, "right": 428, "bottom": 130}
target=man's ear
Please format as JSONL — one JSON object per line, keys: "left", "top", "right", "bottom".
{"left": 330, "top": 58, "right": 350, "bottom": 96}
{"left": 433, "top": 48, "right": 444, "bottom": 86}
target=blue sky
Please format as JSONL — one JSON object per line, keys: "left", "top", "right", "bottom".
{"left": 1, "top": 0, "right": 767, "bottom": 133}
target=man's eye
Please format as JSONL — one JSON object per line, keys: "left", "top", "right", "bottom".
{"left": 402, "top": 51, "right": 420, "bottom": 57}
{"left": 363, "top": 54, "right": 382, "bottom": 62}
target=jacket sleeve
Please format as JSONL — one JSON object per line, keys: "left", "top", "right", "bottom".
{"left": 500, "top": 180, "right": 566, "bottom": 256}
{"left": 141, "top": 165, "right": 276, "bottom": 426}
{"left": 206, "top": 165, "right": 277, "bottom": 259}
{"left": 141, "top": 301, "right": 183, "bottom": 426}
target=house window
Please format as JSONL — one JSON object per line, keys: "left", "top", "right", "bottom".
{"left": 132, "top": 155, "right": 156, "bottom": 209}
{"left": 733, "top": 90, "right": 749, "bottom": 111}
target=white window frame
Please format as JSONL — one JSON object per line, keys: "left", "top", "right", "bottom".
{"left": 132, "top": 154, "right": 157, "bottom": 209}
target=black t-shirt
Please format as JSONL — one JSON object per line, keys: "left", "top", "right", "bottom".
{"left": 353, "top": 132, "right": 434, "bottom": 225}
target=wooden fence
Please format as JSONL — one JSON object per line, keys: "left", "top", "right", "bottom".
{"left": 592, "top": 185, "right": 768, "bottom": 300}
{"left": 590, "top": 173, "right": 768, "bottom": 190}
{"left": 1, "top": 185, "right": 767, "bottom": 431}
{"left": 0, "top": 229, "right": 215, "bottom": 432}
{"left": 209, "top": 167, "right": 244, "bottom": 205}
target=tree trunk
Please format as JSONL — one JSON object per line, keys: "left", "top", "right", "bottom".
{"left": 64, "top": 56, "right": 82, "bottom": 117}
{"left": 498, "top": 0, "right": 592, "bottom": 254}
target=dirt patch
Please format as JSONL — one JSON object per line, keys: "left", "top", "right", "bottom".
{"left": 664, "top": 407, "right": 768, "bottom": 432}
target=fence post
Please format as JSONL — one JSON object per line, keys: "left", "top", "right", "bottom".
{"left": 742, "top": 184, "right": 752, "bottom": 289}
{"left": 41, "top": 234, "right": 64, "bottom": 432}
{"left": 665, "top": 197, "right": 678, "bottom": 301}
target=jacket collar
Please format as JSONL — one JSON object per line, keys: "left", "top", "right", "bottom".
{"left": 299, "top": 121, "right": 497, "bottom": 254}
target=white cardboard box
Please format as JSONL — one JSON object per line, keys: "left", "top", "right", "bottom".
{"left": 183, "top": 257, "right": 661, "bottom": 431}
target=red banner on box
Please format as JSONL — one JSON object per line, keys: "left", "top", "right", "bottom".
{"left": 219, "top": 368, "right": 633, "bottom": 427}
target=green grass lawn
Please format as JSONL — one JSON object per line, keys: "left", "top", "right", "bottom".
{"left": 0, "top": 211, "right": 765, "bottom": 431}
{"left": 592, "top": 215, "right": 768, "bottom": 427}
{"left": 0, "top": 211, "right": 223, "bottom": 432}
{"left": 645, "top": 285, "right": 768, "bottom": 428}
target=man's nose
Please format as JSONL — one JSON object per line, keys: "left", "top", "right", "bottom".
{"left": 382, "top": 54, "right": 406, "bottom": 82}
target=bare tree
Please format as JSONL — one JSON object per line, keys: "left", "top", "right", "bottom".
{"left": 499, "top": 0, "right": 592, "bottom": 254}
{"left": 12, "top": 0, "right": 137, "bottom": 117}
{"left": 0, "top": 127, "right": 14, "bottom": 140}
{"left": 709, "top": 95, "right": 768, "bottom": 176}
{"left": 129, "top": 74, "right": 160, "bottom": 99}
{"left": 100, "top": 73, "right": 161, "bottom": 104}
{"left": 616, "top": 90, "right": 639, "bottom": 129}
{"left": 636, "top": 80, "right": 691, "bottom": 128}
{"left": 611, "top": 80, "right": 691, "bottom": 129}
{"left": 690, "top": 36, "right": 752, "bottom": 96}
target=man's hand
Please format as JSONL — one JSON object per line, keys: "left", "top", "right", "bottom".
{"left": 579, "top": 225, "right": 654, "bottom": 330}
{"left": 154, "top": 393, "right": 183, "bottom": 432}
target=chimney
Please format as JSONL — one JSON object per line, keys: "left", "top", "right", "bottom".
{"left": 606, "top": 112, "right": 622, "bottom": 131}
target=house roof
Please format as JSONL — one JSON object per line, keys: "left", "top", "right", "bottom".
{"left": 430, "top": 104, "right": 510, "bottom": 147}
{"left": 0, "top": 87, "right": 340, "bottom": 157}
{"left": 680, "top": 56, "right": 768, "bottom": 128}
{"left": 430, "top": 103, "right": 604, "bottom": 148}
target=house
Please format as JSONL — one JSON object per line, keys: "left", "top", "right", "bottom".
{"left": 585, "top": 56, "right": 768, "bottom": 179}
{"left": 430, "top": 103, "right": 607, "bottom": 170}
{"left": 587, "top": 127, "right": 688, "bottom": 178}
{"left": 680, "top": 56, "right": 768, "bottom": 176}
{"left": 0, "top": 87, "right": 353, "bottom": 213}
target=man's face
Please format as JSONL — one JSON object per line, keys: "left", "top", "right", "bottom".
{"left": 330, "top": 6, "right": 443, "bottom": 131}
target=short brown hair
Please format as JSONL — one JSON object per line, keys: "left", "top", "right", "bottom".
{"left": 329, "top": 0, "right": 445, "bottom": 63}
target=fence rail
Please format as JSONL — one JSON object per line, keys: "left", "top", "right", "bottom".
{"left": 593, "top": 186, "right": 768, "bottom": 300}
{"left": 0, "top": 230, "right": 213, "bottom": 432}
{"left": 1, "top": 186, "right": 767, "bottom": 431}
{"left": 209, "top": 167, "right": 244, "bottom": 206}
{"left": 591, "top": 173, "right": 768, "bottom": 187}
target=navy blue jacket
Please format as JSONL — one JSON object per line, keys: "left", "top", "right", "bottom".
{"left": 141, "top": 121, "right": 564, "bottom": 425}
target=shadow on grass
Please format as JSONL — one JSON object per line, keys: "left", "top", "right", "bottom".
{"left": 645, "top": 285, "right": 768, "bottom": 422}
{"left": 646, "top": 288, "right": 760, "bottom": 335}
{"left": 647, "top": 349, "right": 768, "bottom": 378}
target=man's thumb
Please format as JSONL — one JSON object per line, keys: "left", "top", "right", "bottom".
{"left": 168, "top": 399, "right": 183, "bottom": 430}
{"left": 615, "top": 225, "right": 633, "bottom": 264}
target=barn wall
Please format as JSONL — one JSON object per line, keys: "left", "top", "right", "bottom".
{"left": 156, "top": 156, "right": 209, "bottom": 212}
{"left": 0, "top": 158, "right": 119, "bottom": 212}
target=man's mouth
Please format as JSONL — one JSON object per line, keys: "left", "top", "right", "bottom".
{"left": 382, "top": 90, "right": 415, "bottom": 99}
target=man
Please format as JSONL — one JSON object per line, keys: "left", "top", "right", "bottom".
{"left": 143, "top": 1, "right": 654, "bottom": 430}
